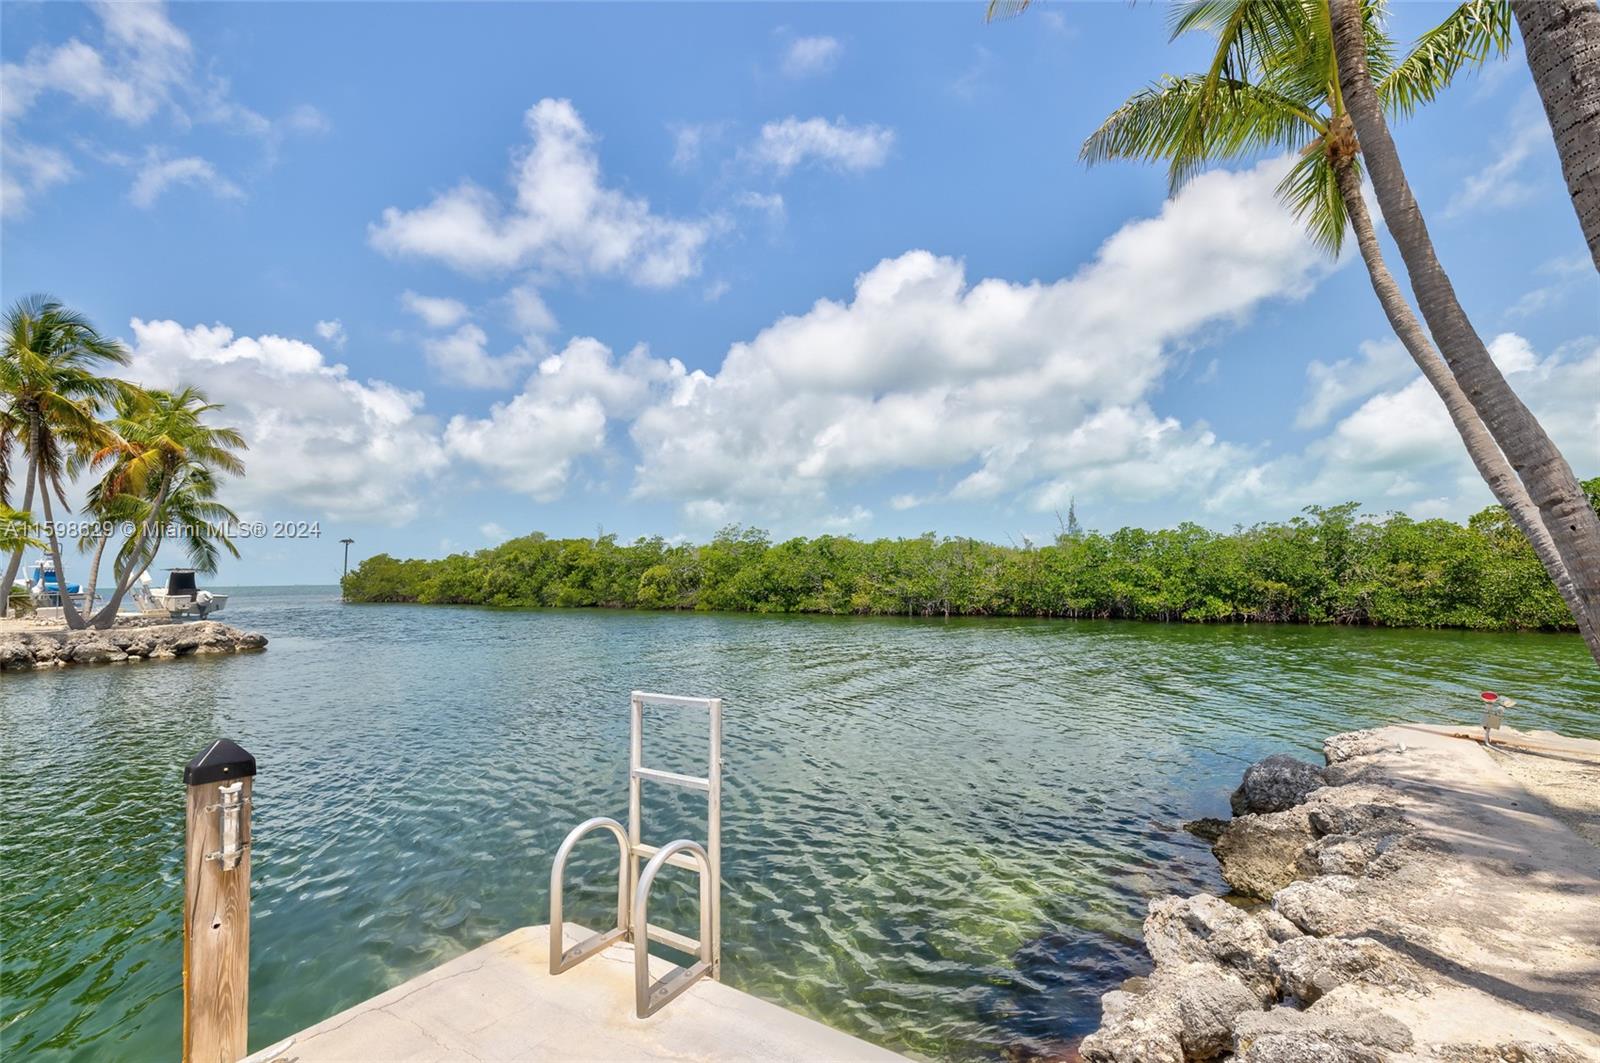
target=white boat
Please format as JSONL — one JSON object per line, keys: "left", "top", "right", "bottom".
{"left": 137, "top": 569, "right": 229, "bottom": 619}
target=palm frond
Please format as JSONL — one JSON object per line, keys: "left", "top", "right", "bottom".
{"left": 1382, "top": 0, "right": 1513, "bottom": 118}
{"left": 1082, "top": 74, "right": 1323, "bottom": 190}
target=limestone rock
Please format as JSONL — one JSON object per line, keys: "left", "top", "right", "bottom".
{"left": 0, "top": 637, "right": 32, "bottom": 670}
{"left": 1322, "top": 730, "right": 1392, "bottom": 765}
{"left": 1212, "top": 810, "right": 1318, "bottom": 900}
{"left": 1231, "top": 754, "right": 1328, "bottom": 815}
{"left": 1183, "top": 817, "right": 1229, "bottom": 844}
{"left": 1081, "top": 962, "right": 1262, "bottom": 1063}
{"left": 1272, "top": 875, "right": 1364, "bottom": 936}
{"left": 1268, "top": 936, "right": 1407, "bottom": 1004}
{"left": 1143, "top": 894, "right": 1282, "bottom": 1002}
{"left": 1233, "top": 1004, "right": 1412, "bottom": 1062}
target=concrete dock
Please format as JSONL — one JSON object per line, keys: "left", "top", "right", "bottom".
{"left": 243, "top": 924, "right": 907, "bottom": 1062}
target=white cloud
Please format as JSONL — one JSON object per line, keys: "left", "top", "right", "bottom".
{"left": 504, "top": 282, "right": 557, "bottom": 335}
{"left": 751, "top": 117, "right": 894, "bottom": 176}
{"left": 421, "top": 324, "right": 537, "bottom": 390}
{"left": 0, "top": 140, "right": 75, "bottom": 218}
{"left": 371, "top": 98, "right": 715, "bottom": 286}
{"left": 628, "top": 157, "right": 1327, "bottom": 518}
{"left": 400, "top": 291, "right": 470, "bottom": 329}
{"left": 1444, "top": 93, "right": 1552, "bottom": 218}
{"left": 1, "top": 3, "right": 322, "bottom": 212}
{"left": 781, "top": 36, "right": 841, "bottom": 78}
{"left": 128, "top": 153, "right": 243, "bottom": 208}
{"left": 481, "top": 522, "right": 510, "bottom": 542}
{"left": 1296, "top": 338, "right": 1414, "bottom": 428}
{"left": 314, "top": 319, "right": 347, "bottom": 350}
{"left": 123, "top": 319, "right": 448, "bottom": 523}
{"left": 1217, "top": 332, "right": 1600, "bottom": 520}
{"left": 737, "top": 190, "right": 786, "bottom": 225}
{"left": 443, "top": 337, "right": 687, "bottom": 500}
{"left": 703, "top": 280, "right": 731, "bottom": 302}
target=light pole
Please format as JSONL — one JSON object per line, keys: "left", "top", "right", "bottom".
{"left": 340, "top": 538, "right": 355, "bottom": 579}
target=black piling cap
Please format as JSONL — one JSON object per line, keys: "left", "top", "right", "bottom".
{"left": 184, "top": 738, "right": 256, "bottom": 785}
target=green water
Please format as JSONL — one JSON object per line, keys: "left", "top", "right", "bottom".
{"left": 2, "top": 588, "right": 1596, "bottom": 1060}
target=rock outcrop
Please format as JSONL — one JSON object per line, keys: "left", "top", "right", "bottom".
{"left": 1076, "top": 726, "right": 1600, "bottom": 1061}
{"left": 0, "top": 621, "right": 266, "bottom": 670}
{"left": 1229, "top": 754, "right": 1327, "bottom": 815}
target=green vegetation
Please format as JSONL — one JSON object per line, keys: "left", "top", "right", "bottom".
{"left": 345, "top": 485, "right": 1600, "bottom": 632}
{"left": 1, "top": 295, "right": 247, "bottom": 628}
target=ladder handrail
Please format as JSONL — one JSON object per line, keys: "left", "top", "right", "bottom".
{"left": 632, "top": 839, "right": 713, "bottom": 1018}
{"left": 549, "top": 817, "right": 630, "bottom": 975}
{"left": 548, "top": 692, "right": 722, "bottom": 1019}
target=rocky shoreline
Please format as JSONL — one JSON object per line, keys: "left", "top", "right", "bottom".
{"left": 1078, "top": 726, "right": 1600, "bottom": 1062}
{"left": 0, "top": 620, "right": 267, "bottom": 670}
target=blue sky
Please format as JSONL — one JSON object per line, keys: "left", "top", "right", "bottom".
{"left": 3, "top": 1, "right": 1596, "bottom": 585}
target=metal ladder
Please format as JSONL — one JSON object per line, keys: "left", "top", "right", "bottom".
{"left": 549, "top": 691, "right": 723, "bottom": 1018}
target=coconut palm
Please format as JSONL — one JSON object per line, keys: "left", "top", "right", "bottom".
{"left": 82, "top": 386, "right": 246, "bottom": 628}
{"left": 1328, "top": 0, "right": 1600, "bottom": 664}
{"left": 1056, "top": 0, "right": 1598, "bottom": 660}
{"left": 0, "top": 296, "right": 130, "bottom": 620}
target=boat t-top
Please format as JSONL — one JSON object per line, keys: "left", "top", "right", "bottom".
{"left": 137, "top": 569, "right": 229, "bottom": 620}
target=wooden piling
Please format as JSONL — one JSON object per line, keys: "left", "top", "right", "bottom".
{"left": 183, "top": 739, "right": 256, "bottom": 1063}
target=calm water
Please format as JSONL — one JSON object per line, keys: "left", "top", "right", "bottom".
{"left": 3, "top": 588, "right": 1597, "bottom": 1060}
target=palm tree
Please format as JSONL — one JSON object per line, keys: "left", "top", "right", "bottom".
{"left": 1, "top": 505, "right": 44, "bottom": 616}
{"left": 1510, "top": 0, "right": 1600, "bottom": 271}
{"left": 83, "top": 386, "right": 246, "bottom": 628}
{"left": 0, "top": 296, "right": 130, "bottom": 620}
{"left": 1057, "top": 0, "right": 1598, "bottom": 660}
{"left": 1329, "top": 0, "right": 1600, "bottom": 663}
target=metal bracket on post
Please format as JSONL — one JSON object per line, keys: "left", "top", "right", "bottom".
{"left": 205, "top": 782, "right": 249, "bottom": 870}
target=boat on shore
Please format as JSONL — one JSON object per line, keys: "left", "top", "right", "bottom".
{"left": 135, "top": 569, "right": 229, "bottom": 620}
{"left": 11, "top": 558, "right": 96, "bottom": 620}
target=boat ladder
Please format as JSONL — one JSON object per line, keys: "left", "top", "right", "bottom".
{"left": 549, "top": 691, "right": 723, "bottom": 1018}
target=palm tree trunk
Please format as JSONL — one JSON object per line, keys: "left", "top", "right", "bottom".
{"left": 90, "top": 476, "right": 172, "bottom": 629}
{"left": 81, "top": 528, "right": 110, "bottom": 624}
{"left": 35, "top": 461, "right": 87, "bottom": 629}
{"left": 0, "top": 459, "right": 37, "bottom": 617}
{"left": 1511, "top": 0, "right": 1600, "bottom": 272}
{"left": 1330, "top": 0, "right": 1600, "bottom": 660}
{"left": 1334, "top": 154, "right": 1600, "bottom": 662}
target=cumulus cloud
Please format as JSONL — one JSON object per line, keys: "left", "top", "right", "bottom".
{"left": 628, "top": 157, "right": 1327, "bottom": 518}
{"left": 1296, "top": 338, "right": 1415, "bottom": 428}
{"left": 124, "top": 319, "right": 448, "bottom": 523}
{"left": 751, "top": 117, "right": 894, "bottom": 175}
{"left": 400, "top": 291, "right": 470, "bottom": 329}
{"left": 421, "top": 324, "right": 538, "bottom": 390}
{"left": 314, "top": 319, "right": 347, "bottom": 350}
{"left": 128, "top": 153, "right": 243, "bottom": 208}
{"left": 443, "top": 338, "right": 687, "bottom": 500}
{"left": 1218, "top": 332, "right": 1599, "bottom": 519}
{"left": 781, "top": 36, "right": 841, "bottom": 78}
{"left": 370, "top": 98, "right": 715, "bottom": 285}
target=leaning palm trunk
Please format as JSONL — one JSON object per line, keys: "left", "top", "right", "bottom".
{"left": 88, "top": 476, "right": 172, "bottom": 629}
{"left": 34, "top": 462, "right": 88, "bottom": 629}
{"left": 0, "top": 461, "right": 37, "bottom": 617}
{"left": 1511, "top": 0, "right": 1600, "bottom": 272}
{"left": 1332, "top": 149, "right": 1600, "bottom": 660}
{"left": 1330, "top": 0, "right": 1600, "bottom": 662}
{"left": 80, "top": 528, "right": 111, "bottom": 627}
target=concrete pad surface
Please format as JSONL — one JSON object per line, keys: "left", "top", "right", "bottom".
{"left": 242, "top": 924, "right": 907, "bottom": 1062}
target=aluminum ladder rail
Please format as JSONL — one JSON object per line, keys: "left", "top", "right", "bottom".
{"left": 549, "top": 691, "right": 723, "bottom": 1018}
